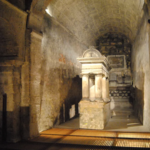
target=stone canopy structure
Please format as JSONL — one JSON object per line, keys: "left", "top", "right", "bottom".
{"left": 78, "top": 47, "right": 111, "bottom": 102}
{"left": 77, "top": 47, "right": 111, "bottom": 129}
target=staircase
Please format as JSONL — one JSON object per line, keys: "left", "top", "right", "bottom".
{"left": 110, "top": 96, "right": 134, "bottom": 118}
{"left": 111, "top": 107, "right": 134, "bottom": 118}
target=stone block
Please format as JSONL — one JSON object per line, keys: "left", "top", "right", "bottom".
{"left": 79, "top": 101, "right": 110, "bottom": 130}
{"left": 69, "top": 104, "right": 75, "bottom": 119}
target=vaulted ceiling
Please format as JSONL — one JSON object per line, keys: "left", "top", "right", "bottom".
{"left": 47, "top": 0, "right": 145, "bottom": 46}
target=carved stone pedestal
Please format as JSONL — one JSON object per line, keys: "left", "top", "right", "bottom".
{"left": 79, "top": 101, "right": 110, "bottom": 129}
{"left": 77, "top": 47, "right": 111, "bottom": 130}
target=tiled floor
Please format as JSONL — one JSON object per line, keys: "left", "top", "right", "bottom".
{"left": 1, "top": 116, "right": 150, "bottom": 150}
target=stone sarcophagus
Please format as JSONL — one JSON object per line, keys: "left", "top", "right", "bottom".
{"left": 77, "top": 47, "right": 111, "bottom": 129}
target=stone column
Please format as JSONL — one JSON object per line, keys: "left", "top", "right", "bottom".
{"left": 106, "top": 77, "right": 110, "bottom": 100}
{"left": 89, "top": 75, "right": 95, "bottom": 101}
{"left": 102, "top": 76, "right": 107, "bottom": 101}
{"left": 82, "top": 74, "right": 89, "bottom": 100}
{"left": 95, "top": 74, "right": 102, "bottom": 101}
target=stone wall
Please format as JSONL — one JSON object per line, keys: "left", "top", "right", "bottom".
{"left": 0, "top": 0, "right": 28, "bottom": 142}
{"left": 0, "top": 0, "right": 86, "bottom": 140}
{"left": 131, "top": 11, "right": 150, "bottom": 127}
{"left": 0, "top": 67, "right": 18, "bottom": 142}
{"left": 0, "top": 0, "right": 27, "bottom": 58}
{"left": 29, "top": 31, "right": 43, "bottom": 138}
{"left": 7, "top": 0, "right": 32, "bottom": 11}
{"left": 7, "top": 0, "right": 25, "bottom": 10}
{"left": 29, "top": 14, "right": 86, "bottom": 137}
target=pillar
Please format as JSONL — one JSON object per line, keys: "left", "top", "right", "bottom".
{"left": 102, "top": 76, "right": 107, "bottom": 101}
{"left": 106, "top": 77, "right": 110, "bottom": 100}
{"left": 89, "top": 75, "right": 95, "bottom": 101}
{"left": 95, "top": 74, "right": 102, "bottom": 101}
{"left": 82, "top": 74, "right": 89, "bottom": 100}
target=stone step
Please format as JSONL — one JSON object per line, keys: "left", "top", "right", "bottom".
{"left": 110, "top": 101, "right": 132, "bottom": 110}
{"left": 110, "top": 97, "right": 133, "bottom": 110}
{"left": 111, "top": 98, "right": 130, "bottom": 101}
{"left": 111, "top": 108, "right": 134, "bottom": 117}
{"left": 111, "top": 115, "right": 135, "bottom": 119}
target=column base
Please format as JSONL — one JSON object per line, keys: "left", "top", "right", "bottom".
{"left": 95, "top": 98, "right": 103, "bottom": 102}
{"left": 81, "top": 98, "right": 90, "bottom": 101}
{"left": 79, "top": 100, "right": 111, "bottom": 130}
{"left": 103, "top": 98, "right": 111, "bottom": 103}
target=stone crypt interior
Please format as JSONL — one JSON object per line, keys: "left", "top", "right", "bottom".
{"left": 1, "top": 0, "right": 150, "bottom": 149}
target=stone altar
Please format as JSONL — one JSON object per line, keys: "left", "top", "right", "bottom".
{"left": 107, "top": 55, "right": 132, "bottom": 109}
{"left": 107, "top": 55, "right": 133, "bottom": 118}
{"left": 77, "top": 47, "right": 111, "bottom": 129}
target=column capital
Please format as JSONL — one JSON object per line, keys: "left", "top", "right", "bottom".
{"left": 95, "top": 73, "right": 103, "bottom": 76}
{"left": 80, "top": 74, "right": 89, "bottom": 77}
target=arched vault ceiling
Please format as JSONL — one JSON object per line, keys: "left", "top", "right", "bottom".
{"left": 47, "top": 0, "right": 145, "bottom": 45}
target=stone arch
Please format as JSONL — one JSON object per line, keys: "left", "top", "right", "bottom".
{"left": 82, "top": 47, "right": 102, "bottom": 58}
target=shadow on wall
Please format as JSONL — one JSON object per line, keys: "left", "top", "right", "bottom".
{"left": 0, "top": 94, "right": 7, "bottom": 143}
{"left": 0, "top": 66, "right": 30, "bottom": 142}
{"left": 134, "top": 86, "right": 144, "bottom": 124}
{"left": 0, "top": 70, "right": 14, "bottom": 143}
{"left": 0, "top": 96, "right": 30, "bottom": 142}
{"left": 131, "top": 71, "right": 144, "bottom": 124}
{"left": 55, "top": 75, "right": 82, "bottom": 125}
{"left": 0, "top": 111, "right": 13, "bottom": 143}
{"left": 20, "top": 106, "right": 30, "bottom": 140}
{"left": 7, "top": 0, "right": 32, "bottom": 11}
